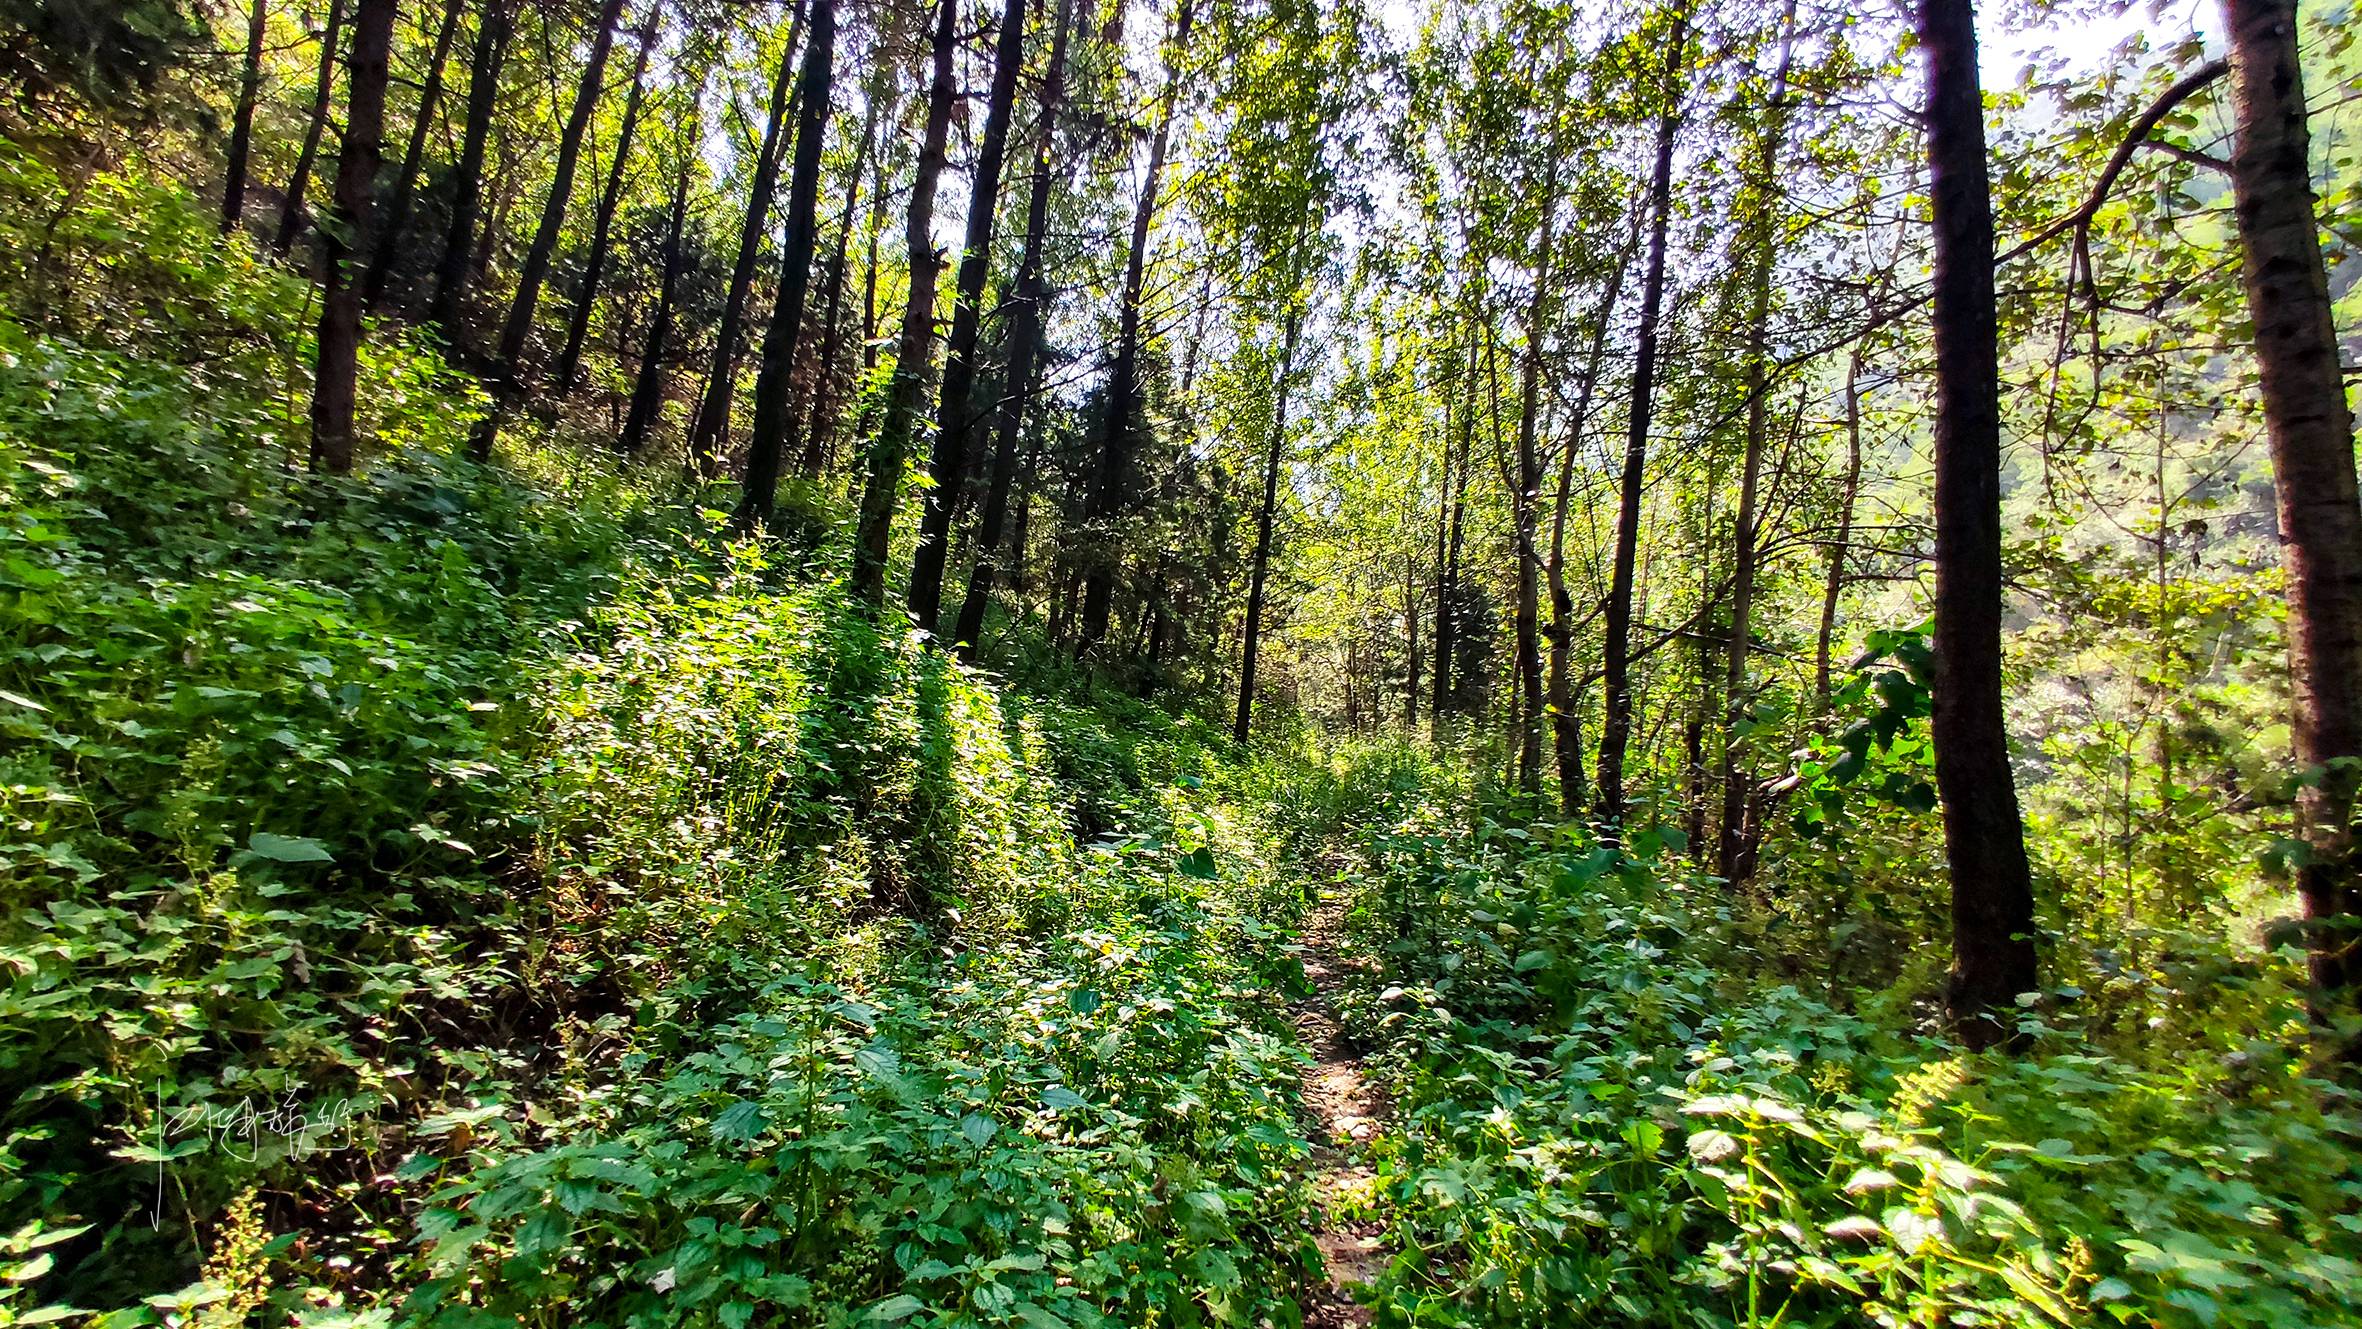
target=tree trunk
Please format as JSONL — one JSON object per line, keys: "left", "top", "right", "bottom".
{"left": 730, "top": 0, "right": 838, "bottom": 528}
{"left": 551, "top": 3, "right": 661, "bottom": 396}
{"left": 689, "top": 0, "right": 807, "bottom": 475}
{"left": 796, "top": 87, "right": 881, "bottom": 476}
{"left": 908, "top": 0, "right": 1033, "bottom": 632}
{"left": 1599, "top": 10, "right": 1686, "bottom": 824}
{"left": 468, "top": 0, "right": 628, "bottom": 460}
{"left": 221, "top": 0, "right": 269, "bottom": 232}
{"left": 1431, "top": 321, "right": 1475, "bottom": 737}
{"left": 429, "top": 0, "right": 509, "bottom": 341}
{"left": 275, "top": 0, "right": 348, "bottom": 254}
{"left": 620, "top": 126, "right": 695, "bottom": 454}
{"left": 2223, "top": 0, "right": 2362, "bottom": 1059}
{"left": 1717, "top": 5, "right": 1795, "bottom": 881}
{"left": 849, "top": 0, "right": 959, "bottom": 603}
{"left": 1235, "top": 312, "right": 1303, "bottom": 744}
{"left": 308, "top": 0, "right": 397, "bottom": 473}
{"left": 1546, "top": 247, "right": 1631, "bottom": 816}
{"left": 1076, "top": 0, "right": 1195, "bottom": 656}
{"left": 1511, "top": 162, "right": 1561, "bottom": 798}
{"left": 955, "top": 0, "right": 1076, "bottom": 659}
{"left": 1405, "top": 563, "right": 1421, "bottom": 728}
{"left": 1921, "top": 0, "right": 2039, "bottom": 1048}
{"left": 363, "top": 0, "right": 465, "bottom": 306}
{"left": 1816, "top": 350, "right": 1864, "bottom": 711}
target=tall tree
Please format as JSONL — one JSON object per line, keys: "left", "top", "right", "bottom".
{"left": 2221, "top": 0, "right": 2362, "bottom": 1059}
{"left": 1075, "top": 0, "right": 1196, "bottom": 655}
{"left": 730, "top": 0, "right": 837, "bottom": 527}
{"left": 1545, "top": 237, "right": 1632, "bottom": 816}
{"left": 1716, "top": 5, "right": 1795, "bottom": 882}
{"left": 687, "top": 0, "right": 808, "bottom": 471}
{"left": 1236, "top": 313, "right": 1304, "bottom": 743}
{"left": 1431, "top": 318, "right": 1476, "bottom": 736}
{"left": 848, "top": 0, "right": 959, "bottom": 604}
{"left": 308, "top": 0, "right": 398, "bottom": 473}
{"left": 952, "top": 0, "right": 1077, "bottom": 658}
{"left": 220, "top": 0, "right": 268, "bottom": 232}
{"left": 1509, "top": 149, "right": 1562, "bottom": 797}
{"left": 363, "top": 0, "right": 466, "bottom": 305}
{"left": 1814, "top": 352, "right": 1866, "bottom": 711}
{"left": 620, "top": 95, "right": 699, "bottom": 454}
{"left": 275, "top": 0, "right": 348, "bottom": 253}
{"left": 429, "top": 0, "right": 513, "bottom": 340}
{"left": 1597, "top": 7, "right": 1687, "bottom": 823}
{"left": 550, "top": 1, "right": 662, "bottom": 394}
{"left": 796, "top": 83, "right": 882, "bottom": 476}
{"left": 469, "top": 0, "right": 630, "bottom": 460}
{"left": 907, "top": 0, "right": 1033, "bottom": 631}
{"left": 1920, "top": 0, "right": 2038, "bottom": 1047}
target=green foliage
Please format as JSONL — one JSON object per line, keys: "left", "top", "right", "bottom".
{"left": 0, "top": 150, "right": 1325, "bottom": 1324}
{"left": 1329, "top": 810, "right": 2362, "bottom": 1328}
{"left": 0, "top": 0, "right": 204, "bottom": 121}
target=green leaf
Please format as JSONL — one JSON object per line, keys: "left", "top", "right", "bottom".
{"left": 247, "top": 832, "right": 332, "bottom": 863}
{"left": 710, "top": 1100, "right": 767, "bottom": 1142}
{"left": 1176, "top": 846, "right": 1217, "bottom": 880}
{"left": 864, "top": 1294, "right": 926, "bottom": 1322}
{"left": 960, "top": 1113, "right": 998, "bottom": 1148}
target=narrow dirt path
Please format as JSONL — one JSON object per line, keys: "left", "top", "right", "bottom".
{"left": 1294, "top": 890, "right": 1389, "bottom": 1329}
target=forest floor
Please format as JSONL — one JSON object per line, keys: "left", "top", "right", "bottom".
{"left": 1295, "top": 889, "right": 1390, "bottom": 1328}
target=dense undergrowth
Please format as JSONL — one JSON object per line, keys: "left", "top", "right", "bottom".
{"left": 0, "top": 145, "right": 1333, "bottom": 1326}
{"left": 1320, "top": 769, "right": 2362, "bottom": 1328}
{"left": 6, "top": 144, "right": 2361, "bottom": 1329}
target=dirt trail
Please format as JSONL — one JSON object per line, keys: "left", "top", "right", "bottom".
{"left": 1294, "top": 891, "right": 1388, "bottom": 1329}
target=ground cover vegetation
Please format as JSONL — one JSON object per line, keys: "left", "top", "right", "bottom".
{"left": 0, "top": 0, "right": 2357, "bottom": 1322}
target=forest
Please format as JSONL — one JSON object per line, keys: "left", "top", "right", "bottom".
{"left": 0, "top": 0, "right": 2357, "bottom": 1320}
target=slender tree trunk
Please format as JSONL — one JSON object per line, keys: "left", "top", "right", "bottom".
{"left": 1431, "top": 321, "right": 1475, "bottom": 736}
{"left": 620, "top": 128, "right": 695, "bottom": 453}
{"left": 849, "top": 0, "right": 959, "bottom": 603}
{"left": 1546, "top": 249, "right": 1629, "bottom": 815}
{"left": 1511, "top": 163, "right": 1562, "bottom": 797}
{"left": 551, "top": 3, "right": 660, "bottom": 395}
{"left": 1717, "top": 7, "right": 1795, "bottom": 880}
{"left": 908, "top": 0, "right": 1033, "bottom": 630}
{"left": 363, "top": 0, "right": 465, "bottom": 305}
{"left": 429, "top": 0, "right": 509, "bottom": 340}
{"left": 473, "top": 163, "right": 513, "bottom": 288}
{"left": 275, "top": 0, "right": 348, "bottom": 254}
{"left": 730, "top": 0, "right": 837, "bottom": 528}
{"left": 221, "top": 0, "right": 269, "bottom": 232}
{"left": 1599, "top": 10, "right": 1687, "bottom": 824}
{"left": 2223, "top": 0, "right": 2362, "bottom": 1059}
{"left": 1816, "top": 350, "right": 1865, "bottom": 711}
{"left": 469, "top": 0, "right": 629, "bottom": 460}
{"left": 798, "top": 89, "right": 880, "bottom": 476}
{"left": 1405, "top": 564, "right": 1421, "bottom": 727}
{"left": 1684, "top": 633, "right": 1711, "bottom": 853}
{"left": 689, "top": 0, "right": 807, "bottom": 474}
{"left": 1077, "top": 0, "right": 1195, "bottom": 655}
{"left": 1921, "top": 0, "right": 2039, "bottom": 1048}
{"left": 956, "top": 0, "right": 1077, "bottom": 658}
{"left": 1235, "top": 312, "right": 1303, "bottom": 744}
{"left": 308, "top": 0, "right": 397, "bottom": 473}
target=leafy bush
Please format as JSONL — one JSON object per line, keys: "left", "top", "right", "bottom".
{"left": 1332, "top": 818, "right": 2362, "bottom": 1328}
